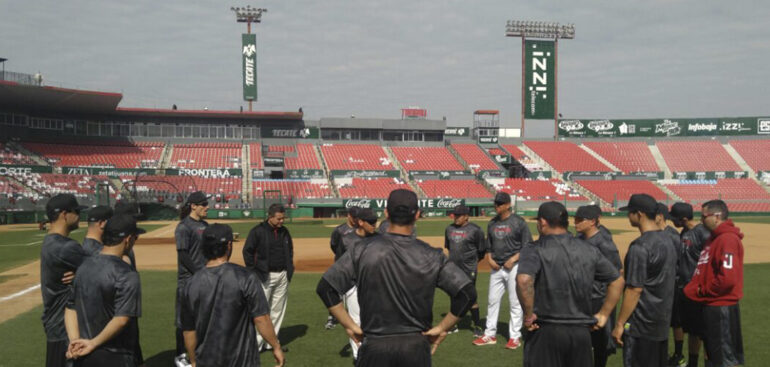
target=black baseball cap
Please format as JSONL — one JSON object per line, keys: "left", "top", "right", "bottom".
{"left": 618, "top": 193, "right": 657, "bottom": 215}
{"left": 494, "top": 192, "right": 511, "bottom": 205}
{"left": 104, "top": 214, "right": 146, "bottom": 238}
{"left": 534, "top": 201, "right": 568, "bottom": 225}
{"left": 203, "top": 224, "right": 234, "bottom": 246}
{"left": 87, "top": 205, "right": 113, "bottom": 222}
{"left": 657, "top": 203, "right": 673, "bottom": 220}
{"left": 46, "top": 194, "right": 88, "bottom": 214}
{"left": 670, "top": 202, "right": 694, "bottom": 220}
{"left": 575, "top": 205, "right": 601, "bottom": 220}
{"left": 387, "top": 189, "right": 419, "bottom": 218}
{"left": 347, "top": 206, "right": 361, "bottom": 219}
{"left": 357, "top": 208, "right": 378, "bottom": 224}
{"left": 186, "top": 191, "right": 210, "bottom": 205}
{"left": 451, "top": 205, "right": 470, "bottom": 216}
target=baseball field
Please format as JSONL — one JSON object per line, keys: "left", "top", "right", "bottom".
{"left": 1, "top": 216, "right": 769, "bottom": 366}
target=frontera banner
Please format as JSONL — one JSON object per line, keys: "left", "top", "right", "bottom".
{"left": 524, "top": 40, "right": 556, "bottom": 119}
{"left": 242, "top": 33, "right": 257, "bottom": 101}
{"left": 558, "top": 117, "right": 770, "bottom": 137}
{"left": 343, "top": 198, "right": 465, "bottom": 210}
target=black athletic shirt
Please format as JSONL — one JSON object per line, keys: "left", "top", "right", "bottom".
{"left": 180, "top": 263, "right": 269, "bottom": 367}
{"left": 40, "top": 233, "right": 88, "bottom": 341}
{"left": 518, "top": 233, "right": 620, "bottom": 325}
{"left": 322, "top": 232, "right": 470, "bottom": 336}
{"left": 67, "top": 254, "right": 141, "bottom": 355}
{"left": 377, "top": 219, "right": 416, "bottom": 238}
{"left": 623, "top": 230, "right": 677, "bottom": 341}
{"left": 175, "top": 216, "right": 209, "bottom": 281}
{"left": 598, "top": 225, "right": 613, "bottom": 242}
{"left": 677, "top": 224, "right": 710, "bottom": 287}
{"left": 82, "top": 237, "right": 137, "bottom": 271}
{"left": 487, "top": 214, "right": 532, "bottom": 265}
{"left": 338, "top": 230, "right": 377, "bottom": 261}
{"left": 331, "top": 223, "right": 355, "bottom": 260}
{"left": 579, "top": 231, "right": 623, "bottom": 301}
{"left": 444, "top": 222, "right": 485, "bottom": 276}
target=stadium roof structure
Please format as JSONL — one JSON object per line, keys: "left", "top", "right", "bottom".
{"left": 0, "top": 80, "right": 303, "bottom": 120}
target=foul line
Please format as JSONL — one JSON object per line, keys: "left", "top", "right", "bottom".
{"left": 0, "top": 241, "right": 40, "bottom": 247}
{"left": 0, "top": 284, "right": 40, "bottom": 303}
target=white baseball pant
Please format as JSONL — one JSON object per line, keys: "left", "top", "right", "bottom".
{"left": 484, "top": 264, "right": 523, "bottom": 340}
{"left": 344, "top": 286, "right": 360, "bottom": 359}
{"left": 257, "top": 271, "right": 289, "bottom": 350}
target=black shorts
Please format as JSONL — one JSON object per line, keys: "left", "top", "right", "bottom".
{"left": 679, "top": 295, "right": 704, "bottom": 336}
{"left": 523, "top": 324, "right": 592, "bottom": 367}
{"left": 703, "top": 304, "right": 744, "bottom": 367}
{"left": 622, "top": 335, "right": 667, "bottom": 367}
{"left": 73, "top": 349, "right": 135, "bottom": 367}
{"left": 590, "top": 298, "right": 617, "bottom": 357}
{"left": 466, "top": 270, "right": 477, "bottom": 286}
{"left": 356, "top": 333, "right": 431, "bottom": 367}
{"left": 46, "top": 340, "right": 71, "bottom": 367}
{"left": 671, "top": 288, "right": 683, "bottom": 327}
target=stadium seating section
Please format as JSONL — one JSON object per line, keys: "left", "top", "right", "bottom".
{"left": 337, "top": 178, "right": 410, "bottom": 198}
{"left": 500, "top": 145, "right": 546, "bottom": 172}
{"left": 416, "top": 179, "right": 492, "bottom": 198}
{"left": 128, "top": 175, "right": 242, "bottom": 200}
{"left": 249, "top": 143, "right": 263, "bottom": 169}
{"left": 170, "top": 143, "right": 241, "bottom": 169}
{"left": 24, "top": 141, "right": 164, "bottom": 168}
{"left": 20, "top": 173, "right": 113, "bottom": 196}
{"left": 524, "top": 141, "right": 611, "bottom": 172}
{"left": 284, "top": 144, "right": 322, "bottom": 169}
{"left": 0, "top": 176, "right": 30, "bottom": 196}
{"left": 0, "top": 143, "right": 37, "bottom": 165}
{"left": 729, "top": 140, "right": 770, "bottom": 172}
{"left": 253, "top": 180, "right": 332, "bottom": 200}
{"left": 656, "top": 140, "right": 740, "bottom": 172}
{"left": 494, "top": 179, "right": 587, "bottom": 201}
{"left": 664, "top": 179, "right": 770, "bottom": 202}
{"left": 390, "top": 146, "right": 464, "bottom": 171}
{"left": 321, "top": 144, "right": 394, "bottom": 170}
{"left": 583, "top": 142, "right": 659, "bottom": 173}
{"left": 576, "top": 180, "right": 668, "bottom": 203}
{"left": 450, "top": 144, "right": 499, "bottom": 171}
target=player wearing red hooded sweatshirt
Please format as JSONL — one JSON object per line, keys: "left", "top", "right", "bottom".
{"left": 684, "top": 200, "right": 744, "bottom": 367}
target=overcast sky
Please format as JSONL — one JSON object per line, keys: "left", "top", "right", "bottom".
{"left": 2, "top": 0, "right": 769, "bottom": 127}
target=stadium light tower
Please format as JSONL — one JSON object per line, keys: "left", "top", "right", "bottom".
{"left": 231, "top": 5, "right": 267, "bottom": 112}
{"left": 506, "top": 21, "right": 575, "bottom": 138}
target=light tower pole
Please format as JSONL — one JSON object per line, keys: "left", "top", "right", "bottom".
{"left": 231, "top": 5, "right": 267, "bottom": 112}
{"left": 506, "top": 21, "right": 574, "bottom": 138}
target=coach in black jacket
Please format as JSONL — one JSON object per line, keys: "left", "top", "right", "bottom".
{"left": 243, "top": 204, "right": 294, "bottom": 351}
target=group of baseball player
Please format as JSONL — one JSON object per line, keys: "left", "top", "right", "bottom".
{"left": 38, "top": 187, "right": 745, "bottom": 367}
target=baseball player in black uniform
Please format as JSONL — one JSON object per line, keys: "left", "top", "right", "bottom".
{"left": 180, "top": 224, "right": 285, "bottom": 367}
{"left": 317, "top": 189, "right": 476, "bottom": 367}
{"left": 64, "top": 214, "right": 145, "bottom": 367}
{"left": 174, "top": 191, "right": 210, "bottom": 363}
{"left": 40, "top": 193, "right": 89, "bottom": 367}
{"left": 668, "top": 202, "right": 710, "bottom": 367}
{"left": 377, "top": 216, "right": 416, "bottom": 237}
{"left": 657, "top": 203, "right": 683, "bottom": 256}
{"left": 474, "top": 192, "right": 532, "bottom": 349}
{"left": 517, "top": 202, "right": 624, "bottom": 367}
{"left": 575, "top": 205, "right": 623, "bottom": 367}
{"left": 612, "top": 194, "right": 677, "bottom": 367}
{"left": 444, "top": 205, "right": 486, "bottom": 336}
{"left": 326, "top": 207, "right": 360, "bottom": 330}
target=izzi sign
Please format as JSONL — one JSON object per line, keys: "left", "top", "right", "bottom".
{"left": 261, "top": 126, "right": 319, "bottom": 139}
{"left": 242, "top": 33, "right": 257, "bottom": 101}
{"left": 524, "top": 40, "right": 556, "bottom": 119}
{"left": 343, "top": 198, "right": 465, "bottom": 210}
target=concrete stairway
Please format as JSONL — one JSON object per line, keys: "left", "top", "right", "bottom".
{"left": 159, "top": 143, "right": 174, "bottom": 170}
{"left": 647, "top": 144, "right": 671, "bottom": 179}
{"left": 242, "top": 144, "right": 252, "bottom": 202}
{"left": 579, "top": 144, "right": 620, "bottom": 172}
{"left": 383, "top": 146, "right": 426, "bottom": 197}
{"left": 723, "top": 143, "right": 755, "bottom": 176}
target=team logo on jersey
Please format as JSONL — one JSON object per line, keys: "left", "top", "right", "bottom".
{"left": 723, "top": 253, "right": 734, "bottom": 269}
{"left": 696, "top": 245, "right": 710, "bottom": 265}
{"left": 492, "top": 225, "right": 512, "bottom": 239}
{"left": 683, "top": 239, "right": 692, "bottom": 248}
{"left": 449, "top": 230, "right": 467, "bottom": 243}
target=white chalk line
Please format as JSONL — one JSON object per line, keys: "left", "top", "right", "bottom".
{"left": 0, "top": 284, "right": 40, "bottom": 303}
{"left": 0, "top": 241, "right": 40, "bottom": 247}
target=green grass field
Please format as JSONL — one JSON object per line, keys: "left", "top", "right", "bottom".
{"left": 1, "top": 264, "right": 767, "bottom": 366}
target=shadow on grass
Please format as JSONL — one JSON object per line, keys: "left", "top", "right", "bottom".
{"left": 278, "top": 324, "right": 308, "bottom": 346}
{"left": 144, "top": 349, "right": 175, "bottom": 367}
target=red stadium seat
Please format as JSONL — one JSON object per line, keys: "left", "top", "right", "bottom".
{"left": 494, "top": 178, "right": 587, "bottom": 201}
{"left": 170, "top": 142, "right": 242, "bottom": 169}
{"left": 583, "top": 142, "right": 659, "bottom": 173}
{"left": 337, "top": 178, "right": 410, "bottom": 198}
{"left": 253, "top": 180, "right": 332, "bottom": 199}
{"left": 656, "top": 140, "right": 740, "bottom": 172}
{"left": 416, "top": 179, "right": 492, "bottom": 198}
{"left": 321, "top": 144, "right": 394, "bottom": 170}
{"left": 284, "top": 144, "right": 322, "bottom": 170}
{"left": 524, "top": 141, "right": 611, "bottom": 172}
{"left": 664, "top": 179, "right": 770, "bottom": 202}
{"left": 24, "top": 141, "right": 164, "bottom": 169}
{"left": 450, "top": 144, "right": 499, "bottom": 172}
{"left": 576, "top": 180, "right": 668, "bottom": 203}
{"left": 729, "top": 140, "right": 770, "bottom": 172}
{"left": 391, "top": 146, "right": 464, "bottom": 171}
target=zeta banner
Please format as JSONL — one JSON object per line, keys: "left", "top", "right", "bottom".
{"left": 524, "top": 40, "right": 556, "bottom": 119}
{"left": 242, "top": 33, "right": 257, "bottom": 101}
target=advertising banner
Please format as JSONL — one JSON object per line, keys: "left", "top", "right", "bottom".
{"left": 261, "top": 126, "right": 319, "bottom": 139}
{"left": 167, "top": 168, "right": 243, "bottom": 178}
{"left": 343, "top": 198, "right": 465, "bottom": 210}
{"left": 242, "top": 33, "right": 257, "bottom": 101}
{"left": 0, "top": 165, "right": 53, "bottom": 176}
{"left": 672, "top": 171, "right": 748, "bottom": 180}
{"left": 263, "top": 157, "right": 284, "bottom": 167}
{"left": 524, "top": 40, "right": 556, "bottom": 119}
{"left": 330, "top": 170, "right": 401, "bottom": 178}
{"left": 558, "top": 117, "right": 770, "bottom": 138}
{"left": 478, "top": 136, "right": 499, "bottom": 144}
{"left": 408, "top": 170, "right": 471, "bottom": 179}
{"left": 285, "top": 169, "right": 325, "bottom": 179}
{"left": 444, "top": 127, "right": 470, "bottom": 137}
{"left": 61, "top": 167, "right": 153, "bottom": 177}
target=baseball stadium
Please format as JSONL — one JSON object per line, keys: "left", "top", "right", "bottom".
{"left": 1, "top": 3, "right": 769, "bottom": 367}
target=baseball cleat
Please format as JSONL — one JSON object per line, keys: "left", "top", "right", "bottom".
{"left": 667, "top": 354, "right": 686, "bottom": 367}
{"left": 472, "top": 326, "right": 484, "bottom": 338}
{"left": 447, "top": 326, "right": 459, "bottom": 334}
{"left": 505, "top": 338, "right": 521, "bottom": 350}
{"left": 472, "top": 335, "right": 497, "bottom": 346}
{"left": 174, "top": 353, "right": 192, "bottom": 367}
{"left": 325, "top": 316, "right": 337, "bottom": 330}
